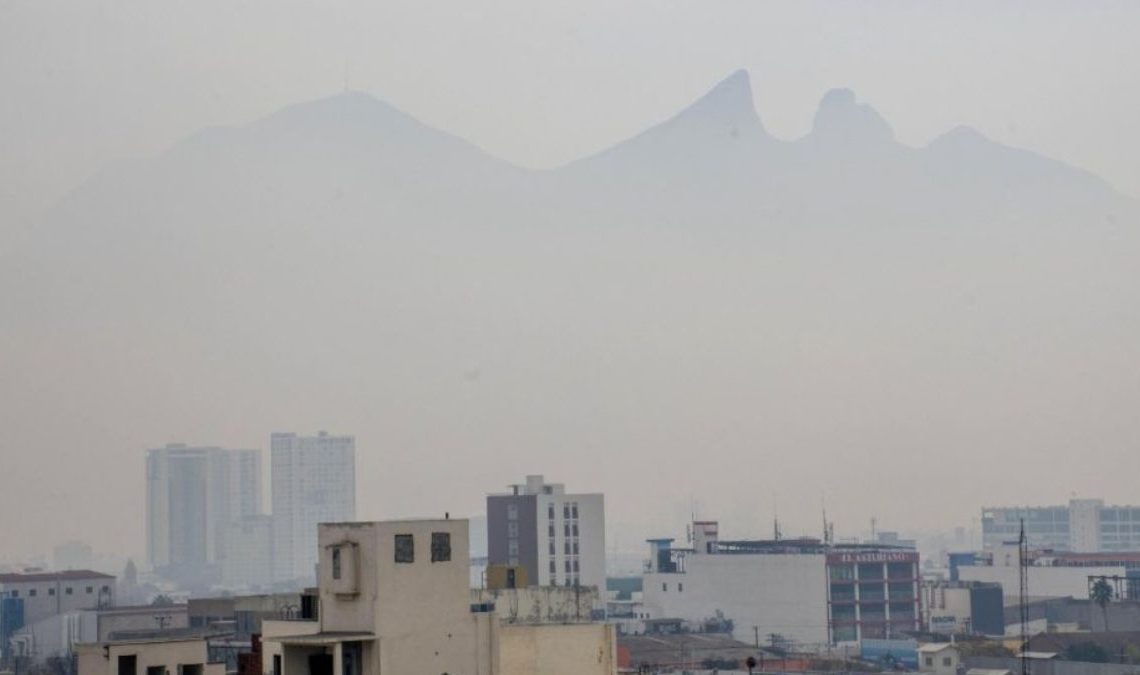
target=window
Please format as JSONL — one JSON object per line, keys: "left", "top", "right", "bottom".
{"left": 48, "top": 588, "right": 55, "bottom": 596}
{"left": 548, "top": 524, "right": 555, "bottom": 537}
{"left": 273, "top": 656, "right": 281, "bottom": 675}
{"left": 548, "top": 505, "right": 555, "bottom": 520}
{"left": 394, "top": 534, "right": 414, "bottom": 563}
{"left": 10, "top": 590, "right": 17, "bottom": 598}
{"left": 564, "top": 524, "right": 570, "bottom": 537}
{"left": 507, "top": 522, "right": 519, "bottom": 537}
{"left": 572, "top": 524, "right": 578, "bottom": 536}
{"left": 549, "top": 541, "right": 556, "bottom": 555}
{"left": 925, "top": 658, "right": 933, "bottom": 667}
{"left": 943, "top": 658, "right": 952, "bottom": 667}
{"left": 101, "top": 585, "right": 110, "bottom": 594}
{"left": 65, "top": 587, "right": 73, "bottom": 595}
{"left": 564, "top": 541, "right": 571, "bottom": 554}
{"left": 572, "top": 504, "right": 579, "bottom": 518}
{"left": 507, "top": 503, "right": 518, "bottom": 521}
{"left": 86, "top": 586, "right": 93, "bottom": 594}
{"left": 431, "top": 532, "right": 451, "bottom": 562}
{"left": 678, "top": 583, "right": 683, "bottom": 592}
{"left": 29, "top": 589, "right": 36, "bottom": 597}
{"left": 564, "top": 505, "right": 570, "bottom": 519}
{"left": 549, "top": 560, "right": 556, "bottom": 574}
{"left": 662, "top": 583, "right": 667, "bottom": 592}
{"left": 572, "top": 542, "right": 579, "bottom": 555}
{"left": 332, "top": 547, "right": 342, "bottom": 579}
{"left": 572, "top": 559, "right": 579, "bottom": 572}
{"left": 565, "top": 560, "right": 571, "bottom": 572}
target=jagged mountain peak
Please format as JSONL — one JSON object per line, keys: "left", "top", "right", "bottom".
{"left": 811, "top": 88, "right": 894, "bottom": 145}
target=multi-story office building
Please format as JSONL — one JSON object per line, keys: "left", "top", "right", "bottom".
{"left": 641, "top": 521, "right": 921, "bottom": 646}
{"left": 982, "top": 498, "right": 1140, "bottom": 553}
{"left": 145, "top": 444, "right": 262, "bottom": 576}
{"left": 486, "top": 475, "right": 605, "bottom": 590}
{"left": 219, "top": 515, "right": 274, "bottom": 589}
{"left": 270, "top": 431, "right": 356, "bottom": 584}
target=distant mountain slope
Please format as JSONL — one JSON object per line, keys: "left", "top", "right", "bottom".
{"left": 2, "top": 72, "right": 1138, "bottom": 537}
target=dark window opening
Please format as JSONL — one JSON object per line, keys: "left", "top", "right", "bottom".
{"left": 431, "top": 532, "right": 451, "bottom": 562}
{"left": 394, "top": 534, "right": 414, "bottom": 563}
{"left": 331, "top": 547, "right": 342, "bottom": 579}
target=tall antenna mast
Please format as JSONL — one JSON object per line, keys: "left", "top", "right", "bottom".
{"left": 1019, "top": 518, "right": 1030, "bottom": 675}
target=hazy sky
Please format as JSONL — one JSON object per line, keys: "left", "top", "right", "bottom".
{"left": 2, "top": 0, "right": 1139, "bottom": 239}
{"left": 2, "top": 1, "right": 1140, "bottom": 563}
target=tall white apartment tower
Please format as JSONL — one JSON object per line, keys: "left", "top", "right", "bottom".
{"left": 145, "top": 444, "right": 262, "bottom": 572}
{"left": 271, "top": 431, "right": 356, "bottom": 584}
{"left": 486, "top": 475, "right": 606, "bottom": 590}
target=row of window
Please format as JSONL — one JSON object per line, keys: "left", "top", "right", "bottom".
{"left": 6, "top": 585, "right": 109, "bottom": 598}
{"left": 547, "top": 523, "right": 581, "bottom": 537}
{"left": 549, "top": 502, "right": 580, "bottom": 520}
{"left": 660, "top": 582, "right": 684, "bottom": 593}
{"left": 548, "top": 559, "right": 582, "bottom": 574}
{"left": 549, "top": 541, "right": 581, "bottom": 555}
{"left": 394, "top": 532, "right": 450, "bottom": 563}
{"left": 828, "top": 563, "right": 915, "bottom": 581}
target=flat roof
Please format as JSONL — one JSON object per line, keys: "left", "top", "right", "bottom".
{"left": 0, "top": 570, "right": 114, "bottom": 583}
{"left": 918, "top": 643, "right": 956, "bottom": 653}
{"left": 270, "top": 632, "right": 376, "bottom": 646}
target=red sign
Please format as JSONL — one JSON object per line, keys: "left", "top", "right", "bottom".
{"left": 826, "top": 551, "right": 918, "bottom": 564}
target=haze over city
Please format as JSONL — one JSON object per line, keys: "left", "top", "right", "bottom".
{"left": 2, "top": 0, "right": 1139, "bottom": 569}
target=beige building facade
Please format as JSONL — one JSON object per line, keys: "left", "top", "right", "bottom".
{"left": 262, "top": 518, "right": 616, "bottom": 675}
{"left": 77, "top": 637, "right": 224, "bottom": 675}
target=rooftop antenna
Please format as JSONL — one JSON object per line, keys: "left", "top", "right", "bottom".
{"left": 871, "top": 516, "right": 878, "bottom": 542}
{"left": 822, "top": 498, "right": 830, "bottom": 545}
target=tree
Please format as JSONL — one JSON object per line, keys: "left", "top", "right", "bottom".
{"left": 150, "top": 594, "right": 175, "bottom": 606}
{"left": 1064, "top": 642, "right": 1110, "bottom": 663}
{"left": 1090, "top": 577, "right": 1114, "bottom": 632}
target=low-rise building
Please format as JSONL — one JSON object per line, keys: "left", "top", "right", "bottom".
{"left": 917, "top": 643, "right": 960, "bottom": 675}
{"left": 921, "top": 581, "right": 1004, "bottom": 636}
{"left": 956, "top": 547, "right": 1140, "bottom": 602}
{"left": 0, "top": 570, "right": 116, "bottom": 626}
{"left": 262, "top": 518, "right": 617, "bottom": 675}
{"left": 640, "top": 521, "right": 921, "bottom": 647}
{"left": 77, "top": 636, "right": 225, "bottom": 675}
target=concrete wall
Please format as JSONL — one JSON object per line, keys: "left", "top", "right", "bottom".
{"left": 488, "top": 494, "right": 538, "bottom": 585}
{"left": 317, "top": 520, "right": 492, "bottom": 675}
{"left": 77, "top": 638, "right": 218, "bottom": 675}
{"left": 0, "top": 575, "right": 115, "bottom": 625}
{"left": 474, "top": 586, "right": 598, "bottom": 624}
{"left": 958, "top": 566, "right": 1126, "bottom": 601}
{"left": 642, "top": 553, "right": 828, "bottom": 646}
{"left": 967, "top": 656, "right": 1140, "bottom": 675}
{"left": 10, "top": 610, "right": 98, "bottom": 659}
{"left": 499, "top": 623, "right": 616, "bottom": 675}
{"left": 99, "top": 606, "right": 190, "bottom": 640}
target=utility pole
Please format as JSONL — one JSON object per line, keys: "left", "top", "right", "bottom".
{"left": 754, "top": 625, "right": 760, "bottom": 647}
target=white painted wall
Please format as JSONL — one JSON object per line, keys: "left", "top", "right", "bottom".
{"left": 956, "top": 565, "right": 1125, "bottom": 600}
{"left": 642, "top": 553, "right": 829, "bottom": 646}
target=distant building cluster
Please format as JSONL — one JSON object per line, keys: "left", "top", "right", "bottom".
{"left": 12, "top": 480, "right": 1140, "bottom": 675}
{"left": 983, "top": 498, "right": 1140, "bottom": 553}
{"left": 146, "top": 431, "right": 355, "bottom": 591}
